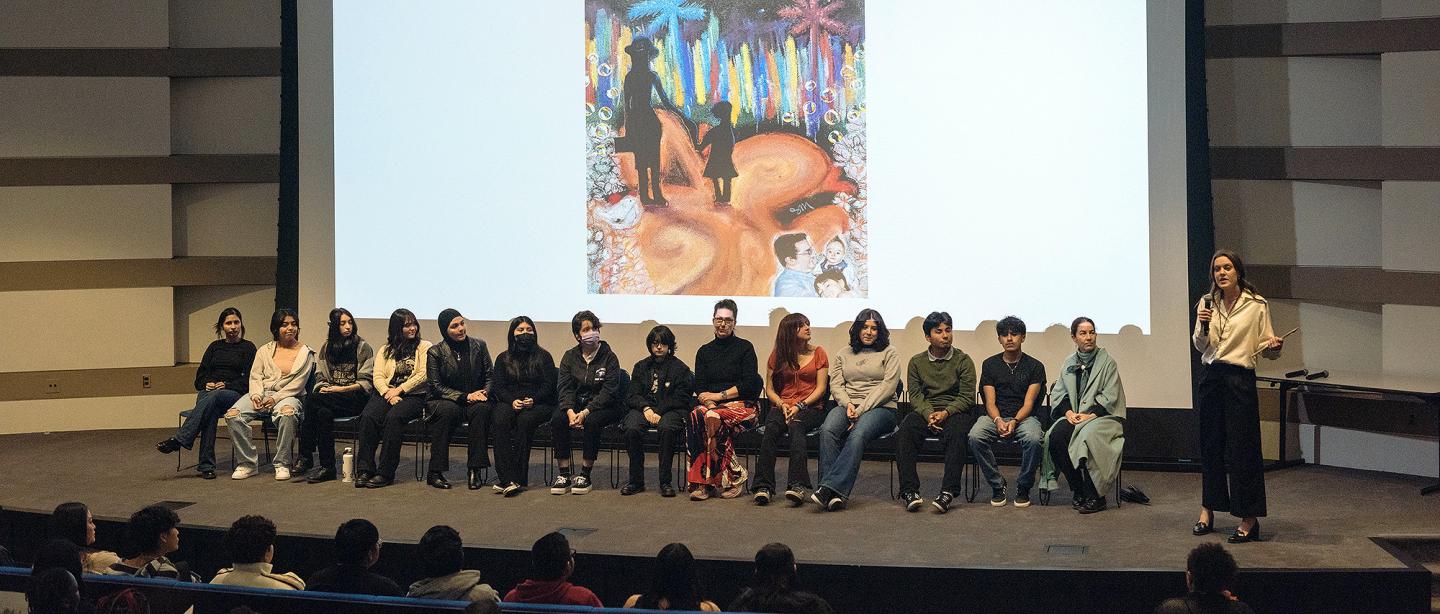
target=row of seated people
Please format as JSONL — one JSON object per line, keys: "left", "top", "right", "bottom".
{"left": 19, "top": 500, "right": 1252, "bottom": 614}
{"left": 155, "top": 299, "right": 1125, "bottom": 513}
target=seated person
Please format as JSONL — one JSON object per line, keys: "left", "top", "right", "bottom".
{"left": 224, "top": 308, "right": 315, "bottom": 481}
{"left": 155, "top": 306, "right": 255, "bottom": 480}
{"left": 1042, "top": 317, "right": 1127, "bottom": 514}
{"left": 754, "top": 313, "right": 828, "bottom": 506}
{"left": 49, "top": 502, "right": 120, "bottom": 574}
{"left": 968, "top": 316, "right": 1046, "bottom": 508}
{"left": 772, "top": 233, "right": 818, "bottom": 297}
{"left": 621, "top": 325, "right": 694, "bottom": 497}
{"left": 426, "top": 308, "right": 494, "bottom": 490}
{"left": 210, "top": 515, "right": 304, "bottom": 590}
{"left": 551, "top": 310, "right": 624, "bottom": 495}
{"left": 407, "top": 525, "right": 500, "bottom": 613}
{"left": 688, "top": 299, "right": 763, "bottom": 500}
{"left": 728, "top": 543, "right": 833, "bottom": 614}
{"left": 307, "top": 519, "right": 402, "bottom": 596}
{"left": 624, "top": 543, "right": 719, "bottom": 611}
{"left": 26, "top": 568, "right": 82, "bottom": 614}
{"left": 490, "top": 316, "right": 558, "bottom": 495}
{"left": 895, "top": 312, "right": 978, "bottom": 513}
{"left": 355, "top": 308, "right": 432, "bottom": 489}
{"left": 1154, "top": 543, "right": 1254, "bottom": 614}
{"left": 504, "top": 532, "right": 603, "bottom": 607}
{"left": 298, "top": 307, "right": 374, "bottom": 483}
{"left": 812, "top": 309, "right": 902, "bottom": 511}
{"left": 106, "top": 505, "right": 198, "bottom": 581}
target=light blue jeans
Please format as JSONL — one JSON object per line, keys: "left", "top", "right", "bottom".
{"left": 817, "top": 405, "right": 898, "bottom": 498}
{"left": 968, "top": 415, "right": 1044, "bottom": 493}
{"left": 225, "top": 395, "right": 302, "bottom": 470}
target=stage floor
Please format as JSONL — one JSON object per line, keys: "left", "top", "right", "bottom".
{"left": 2, "top": 428, "right": 1435, "bottom": 573}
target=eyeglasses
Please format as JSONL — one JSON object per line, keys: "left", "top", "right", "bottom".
{"left": 713, "top": 317, "right": 735, "bottom": 325}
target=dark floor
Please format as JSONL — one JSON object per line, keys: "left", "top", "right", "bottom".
{"left": 2, "top": 429, "right": 1436, "bottom": 573}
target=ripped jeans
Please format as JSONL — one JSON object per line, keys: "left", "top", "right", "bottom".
{"left": 225, "top": 395, "right": 302, "bottom": 470}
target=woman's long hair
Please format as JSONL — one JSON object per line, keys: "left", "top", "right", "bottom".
{"left": 504, "top": 316, "right": 548, "bottom": 382}
{"left": 637, "top": 543, "right": 703, "bottom": 611}
{"left": 325, "top": 307, "right": 360, "bottom": 363}
{"left": 49, "top": 502, "right": 91, "bottom": 549}
{"left": 385, "top": 308, "right": 420, "bottom": 360}
{"left": 1208, "top": 249, "right": 1260, "bottom": 298}
{"left": 848, "top": 308, "right": 890, "bottom": 352}
{"left": 771, "top": 313, "right": 810, "bottom": 373}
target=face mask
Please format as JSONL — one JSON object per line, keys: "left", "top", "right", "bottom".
{"left": 513, "top": 332, "right": 537, "bottom": 350}
{"left": 579, "top": 330, "right": 601, "bottom": 349}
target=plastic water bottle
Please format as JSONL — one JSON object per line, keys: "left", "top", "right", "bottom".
{"left": 342, "top": 447, "right": 354, "bottom": 483}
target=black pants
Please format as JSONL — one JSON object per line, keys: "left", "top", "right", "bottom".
{"left": 425, "top": 399, "right": 493, "bottom": 470}
{"left": 300, "top": 388, "right": 368, "bottom": 470}
{"left": 622, "top": 409, "right": 687, "bottom": 486}
{"left": 754, "top": 403, "right": 825, "bottom": 492}
{"left": 356, "top": 393, "right": 426, "bottom": 479}
{"left": 552, "top": 405, "right": 623, "bottom": 464}
{"left": 1198, "top": 363, "right": 1267, "bottom": 518}
{"left": 492, "top": 403, "right": 552, "bottom": 486}
{"left": 895, "top": 410, "right": 977, "bottom": 495}
{"left": 1047, "top": 419, "right": 1098, "bottom": 499}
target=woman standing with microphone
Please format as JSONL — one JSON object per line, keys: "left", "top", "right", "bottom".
{"left": 1193, "top": 249, "right": 1283, "bottom": 543}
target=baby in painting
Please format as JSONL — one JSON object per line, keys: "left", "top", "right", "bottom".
{"left": 816, "top": 236, "right": 859, "bottom": 292}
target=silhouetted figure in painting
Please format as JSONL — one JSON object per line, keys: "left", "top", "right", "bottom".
{"left": 698, "top": 100, "right": 738, "bottom": 205}
{"left": 621, "top": 37, "right": 686, "bottom": 208}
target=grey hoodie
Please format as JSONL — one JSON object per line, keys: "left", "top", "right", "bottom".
{"left": 408, "top": 570, "right": 500, "bottom": 613}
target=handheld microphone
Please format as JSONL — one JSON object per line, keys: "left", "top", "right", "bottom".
{"left": 1201, "top": 295, "right": 1212, "bottom": 336}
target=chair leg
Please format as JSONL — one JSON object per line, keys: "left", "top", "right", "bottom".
{"left": 888, "top": 460, "right": 897, "bottom": 500}
{"left": 175, "top": 414, "right": 184, "bottom": 473}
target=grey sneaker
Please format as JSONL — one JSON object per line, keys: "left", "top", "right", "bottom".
{"left": 990, "top": 487, "right": 1007, "bottom": 507}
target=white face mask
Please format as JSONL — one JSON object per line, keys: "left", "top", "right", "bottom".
{"left": 579, "top": 330, "right": 601, "bottom": 349}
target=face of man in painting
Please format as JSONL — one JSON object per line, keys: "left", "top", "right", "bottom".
{"left": 784, "top": 238, "right": 815, "bottom": 272}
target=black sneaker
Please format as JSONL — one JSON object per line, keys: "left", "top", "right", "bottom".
{"left": 900, "top": 491, "right": 922, "bottom": 512}
{"left": 826, "top": 493, "right": 846, "bottom": 511}
{"left": 754, "top": 488, "right": 772, "bottom": 506}
{"left": 932, "top": 491, "right": 955, "bottom": 514}
{"left": 784, "top": 485, "right": 809, "bottom": 506}
{"left": 990, "top": 487, "right": 1007, "bottom": 506}
{"left": 1078, "top": 496, "right": 1107, "bottom": 514}
{"left": 156, "top": 438, "right": 183, "bottom": 454}
{"left": 1072, "top": 492, "right": 1085, "bottom": 510}
{"left": 550, "top": 474, "right": 571, "bottom": 495}
{"left": 620, "top": 482, "right": 645, "bottom": 496}
{"left": 1014, "top": 488, "right": 1031, "bottom": 508}
{"left": 810, "top": 486, "right": 832, "bottom": 509}
{"left": 306, "top": 467, "right": 335, "bottom": 484}
{"left": 660, "top": 483, "right": 677, "bottom": 497}
{"left": 571, "top": 474, "right": 592, "bottom": 495}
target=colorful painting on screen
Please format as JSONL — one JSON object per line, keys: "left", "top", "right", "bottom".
{"left": 585, "top": 0, "right": 868, "bottom": 298}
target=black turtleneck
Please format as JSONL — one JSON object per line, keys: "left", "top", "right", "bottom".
{"left": 694, "top": 334, "right": 761, "bottom": 400}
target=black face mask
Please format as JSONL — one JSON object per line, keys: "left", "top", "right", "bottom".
{"left": 513, "top": 333, "right": 537, "bottom": 351}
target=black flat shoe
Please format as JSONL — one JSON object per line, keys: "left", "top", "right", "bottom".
{"left": 306, "top": 467, "right": 335, "bottom": 483}
{"left": 620, "top": 482, "right": 645, "bottom": 496}
{"left": 468, "top": 469, "right": 483, "bottom": 490}
{"left": 427, "top": 473, "right": 451, "bottom": 490}
{"left": 1193, "top": 511, "right": 1214, "bottom": 535}
{"left": 1227, "top": 521, "right": 1261, "bottom": 543}
{"left": 366, "top": 474, "right": 393, "bottom": 488}
{"left": 199, "top": 470, "right": 216, "bottom": 480}
{"left": 660, "top": 484, "right": 677, "bottom": 498}
{"left": 156, "top": 438, "right": 183, "bottom": 454}
{"left": 1078, "top": 496, "right": 1107, "bottom": 514}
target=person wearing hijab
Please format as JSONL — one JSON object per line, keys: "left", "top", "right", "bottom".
{"left": 426, "top": 308, "right": 494, "bottom": 490}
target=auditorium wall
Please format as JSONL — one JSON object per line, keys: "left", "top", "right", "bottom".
{"left": 1206, "top": 0, "right": 1440, "bottom": 477}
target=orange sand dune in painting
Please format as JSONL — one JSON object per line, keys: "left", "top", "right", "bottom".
{"left": 617, "top": 111, "right": 855, "bottom": 296}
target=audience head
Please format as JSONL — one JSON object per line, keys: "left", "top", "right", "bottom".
{"left": 214, "top": 307, "right": 245, "bottom": 341}
{"left": 26, "top": 567, "right": 80, "bottom": 614}
{"left": 773, "top": 233, "right": 814, "bottom": 272}
{"left": 1186, "top": 543, "right": 1239, "bottom": 596}
{"left": 269, "top": 308, "right": 300, "bottom": 343}
{"left": 813, "top": 269, "right": 849, "bottom": 298}
{"left": 848, "top": 308, "right": 889, "bottom": 352}
{"left": 1071, "top": 316, "right": 1097, "bottom": 352}
{"left": 439, "top": 308, "right": 466, "bottom": 342}
{"left": 49, "top": 502, "right": 95, "bottom": 549}
{"left": 773, "top": 313, "right": 812, "bottom": 371}
{"left": 996, "top": 315, "right": 1026, "bottom": 353}
{"left": 334, "top": 519, "right": 382, "bottom": 568}
{"left": 122, "top": 505, "right": 180, "bottom": 559}
{"left": 648, "top": 543, "right": 702, "bottom": 609}
{"left": 386, "top": 308, "right": 421, "bottom": 359}
{"left": 712, "top": 299, "right": 738, "bottom": 339}
{"left": 418, "top": 525, "right": 465, "bottom": 579}
{"left": 530, "top": 532, "right": 574, "bottom": 582}
{"left": 646, "top": 325, "right": 677, "bottom": 358}
{"left": 223, "top": 515, "right": 276, "bottom": 565}
{"left": 752, "top": 543, "right": 797, "bottom": 589}
{"left": 572, "top": 310, "right": 602, "bottom": 347}
{"left": 32, "top": 539, "right": 83, "bottom": 592}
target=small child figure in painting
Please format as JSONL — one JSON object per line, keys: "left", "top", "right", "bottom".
{"left": 814, "top": 269, "right": 853, "bottom": 298}
{"left": 817, "top": 236, "right": 860, "bottom": 292}
{"left": 697, "top": 100, "right": 738, "bottom": 206}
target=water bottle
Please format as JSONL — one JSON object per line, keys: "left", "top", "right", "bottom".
{"left": 342, "top": 447, "right": 354, "bottom": 483}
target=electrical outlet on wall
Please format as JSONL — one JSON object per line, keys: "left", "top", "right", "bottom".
{"left": 142, "top": 374, "right": 152, "bottom": 389}
{"left": 45, "top": 380, "right": 60, "bottom": 395}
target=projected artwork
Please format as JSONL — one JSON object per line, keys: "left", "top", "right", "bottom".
{"left": 585, "top": 0, "right": 868, "bottom": 298}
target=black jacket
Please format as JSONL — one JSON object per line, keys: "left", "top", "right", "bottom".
{"left": 628, "top": 355, "right": 694, "bottom": 415}
{"left": 558, "top": 341, "right": 622, "bottom": 413}
{"left": 426, "top": 337, "right": 493, "bottom": 403}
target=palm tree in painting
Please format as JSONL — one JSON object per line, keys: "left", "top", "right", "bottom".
{"left": 627, "top": 0, "right": 706, "bottom": 38}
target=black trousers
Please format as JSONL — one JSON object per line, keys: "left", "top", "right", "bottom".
{"left": 1047, "top": 419, "right": 1098, "bottom": 499}
{"left": 300, "top": 388, "right": 368, "bottom": 470}
{"left": 356, "top": 393, "right": 426, "bottom": 479}
{"left": 622, "top": 409, "right": 686, "bottom": 486}
{"left": 754, "top": 404, "right": 825, "bottom": 492}
{"left": 425, "top": 399, "right": 491, "bottom": 474}
{"left": 1198, "top": 363, "right": 1267, "bottom": 518}
{"left": 552, "top": 405, "right": 623, "bottom": 464}
{"left": 492, "top": 403, "right": 552, "bottom": 486}
{"left": 895, "top": 410, "right": 977, "bottom": 495}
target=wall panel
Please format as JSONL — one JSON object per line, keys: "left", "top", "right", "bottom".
{"left": 173, "top": 183, "right": 279, "bottom": 257}
{"left": 0, "top": 185, "right": 171, "bottom": 262}
{"left": 174, "top": 285, "right": 275, "bottom": 363}
{"left": 1380, "top": 181, "right": 1440, "bottom": 272}
{"left": 1292, "top": 181, "right": 1382, "bottom": 266}
{"left": 169, "top": 0, "right": 282, "bottom": 48}
{"left": 171, "top": 77, "right": 281, "bottom": 154}
{"left": 0, "top": 1, "right": 168, "bottom": 48}
{"left": 1381, "top": 51, "right": 1440, "bottom": 146}
{"left": 0, "top": 78, "right": 169, "bottom": 157}
{"left": 0, "top": 288, "right": 174, "bottom": 373}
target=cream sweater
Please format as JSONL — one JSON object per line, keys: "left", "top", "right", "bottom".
{"left": 374, "top": 340, "right": 433, "bottom": 395}
{"left": 248, "top": 341, "right": 316, "bottom": 401}
{"left": 1192, "top": 290, "right": 1282, "bottom": 370}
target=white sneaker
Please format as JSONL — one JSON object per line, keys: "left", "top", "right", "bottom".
{"left": 274, "top": 466, "right": 290, "bottom": 481}
{"left": 231, "top": 465, "right": 257, "bottom": 480}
